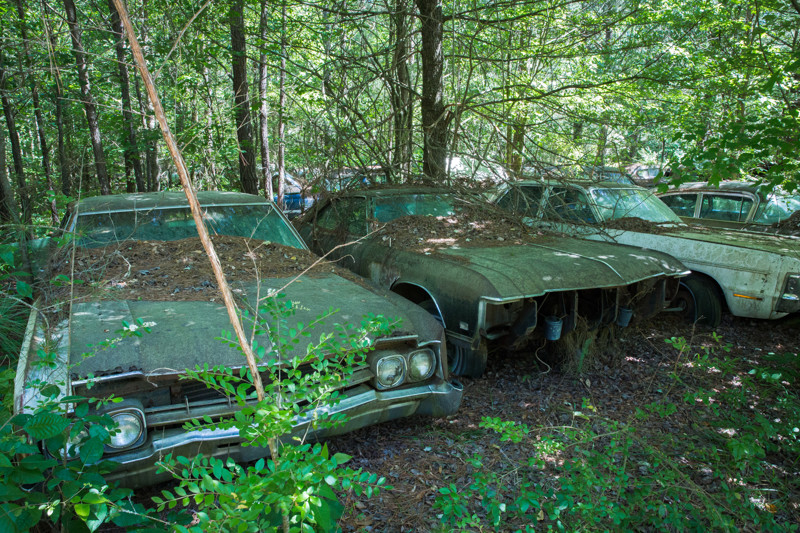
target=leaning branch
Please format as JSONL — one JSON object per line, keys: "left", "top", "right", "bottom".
{"left": 111, "top": 0, "right": 265, "bottom": 402}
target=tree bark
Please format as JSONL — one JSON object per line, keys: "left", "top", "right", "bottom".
{"left": 390, "top": 0, "right": 413, "bottom": 182}
{"left": 64, "top": 0, "right": 111, "bottom": 194}
{"left": 276, "top": 1, "right": 287, "bottom": 207}
{"left": 108, "top": 0, "right": 145, "bottom": 193}
{"left": 15, "top": 0, "right": 58, "bottom": 224}
{"left": 415, "top": 0, "right": 449, "bottom": 182}
{"left": 0, "top": 47, "right": 31, "bottom": 224}
{"left": 0, "top": 121, "right": 14, "bottom": 223}
{"left": 258, "top": 0, "right": 273, "bottom": 200}
{"left": 230, "top": 0, "right": 259, "bottom": 195}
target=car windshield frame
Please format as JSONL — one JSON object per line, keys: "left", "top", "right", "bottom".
{"left": 588, "top": 187, "right": 683, "bottom": 223}
{"left": 73, "top": 202, "right": 307, "bottom": 249}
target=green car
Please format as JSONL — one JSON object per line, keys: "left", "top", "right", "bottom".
{"left": 15, "top": 191, "right": 462, "bottom": 487}
{"left": 296, "top": 187, "right": 689, "bottom": 378}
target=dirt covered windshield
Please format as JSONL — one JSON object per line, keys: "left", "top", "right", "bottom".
{"left": 75, "top": 204, "right": 305, "bottom": 249}
{"left": 589, "top": 188, "right": 683, "bottom": 223}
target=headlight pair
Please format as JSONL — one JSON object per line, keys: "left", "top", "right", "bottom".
{"left": 373, "top": 348, "right": 436, "bottom": 390}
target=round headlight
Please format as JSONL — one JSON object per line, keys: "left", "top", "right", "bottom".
{"left": 408, "top": 350, "right": 435, "bottom": 381}
{"left": 108, "top": 412, "right": 144, "bottom": 449}
{"left": 376, "top": 355, "right": 406, "bottom": 389}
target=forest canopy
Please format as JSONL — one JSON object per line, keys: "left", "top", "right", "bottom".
{"left": 0, "top": 0, "right": 798, "bottom": 227}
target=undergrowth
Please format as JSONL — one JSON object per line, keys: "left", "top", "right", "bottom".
{"left": 433, "top": 333, "right": 799, "bottom": 531}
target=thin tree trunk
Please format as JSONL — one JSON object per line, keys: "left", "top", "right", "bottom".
{"left": 108, "top": 0, "right": 145, "bottom": 192}
{"left": 390, "top": 0, "right": 412, "bottom": 182}
{"left": 42, "top": 4, "right": 72, "bottom": 197}
{"left": 0, "top": 122, "right": 14, "bottom": 222}
{"left": 276, "top": 1, "right": 286, "bottom": 208}
{"left": 230, "top": 0, "right": 258, "bottom": 194}
{"left": 15, "top": 0, "right": 58, "bottom": 224}
{"left": 258, "top": 0, "right": 272, "bottom": 200}
{"left": 0, "top": 47, "right": 31, "bottom": 224}
{"left": 415, "top": 0, "right": 448, "bottom": 182}
{"left": 63, "top": 0, "right": 111, "bottom": 194}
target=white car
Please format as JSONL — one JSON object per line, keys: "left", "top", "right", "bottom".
{"left": 494, "top": 179, "right": 800, "bottom": 326}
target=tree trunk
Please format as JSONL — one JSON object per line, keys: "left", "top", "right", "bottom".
{"left": 63, "top": 0, "right": 111, "bottom": 194}
{"left": 0, "top": 47, "right": 31, "bottom": 224}
{"left": 258, "top": 0, "right": 272, "bottom": 200}
{"left": 415, "top": 0, "right": 448, "bottom": 182}
{"left": 390, "top": 0, "right": 413, "bottom": 182}
{"left": 230, "top": 0, "right": 258, "bottom": 195}
{"left": 15, "top": 0, "right": 58, "bottom": 224}
{"left": 0, "top": 122, "right": 14, "bottom": 223}
{"left": 276, "top": 1, "right": 287, "bottom": 208}
{"left": 108, "top": 0, "right": 145, "bottom": 192}
{"left": 42, "top": 8, "right": 72, "bottom": 197}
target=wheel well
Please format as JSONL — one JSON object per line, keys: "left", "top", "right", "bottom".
{"left": 683, "top": 271, "right": 727, "bottom": 311}
{"left": 391, "top": 282, "right": 435, "bottom": 305}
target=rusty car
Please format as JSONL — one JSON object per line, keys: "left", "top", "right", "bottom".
{"left": 493, "top": 178, "right": 800, "bottom": 327}
{"left": 15, "top": 191, "right": 462, "bottom": 487}
{"left": 296, "top": 187, "right": 688, "bottom": 378}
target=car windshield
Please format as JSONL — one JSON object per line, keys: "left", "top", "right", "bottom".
{"left": 373, "top": 193, "right": 457, "bottom": 222}
{"left": 75, "top": 204, "right": 305, "bottom": 249}
{"left": 752, "top": 195, "right": 800, "bottom": 224}
{"left": 589, "top": 187, "right": 683, "bottom": 223}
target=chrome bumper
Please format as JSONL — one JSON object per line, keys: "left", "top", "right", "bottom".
{"left": 106, "top": 378, "right": 463, "bottom": 487}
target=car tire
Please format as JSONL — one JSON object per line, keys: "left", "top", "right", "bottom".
{"left": 418, "top": 299, "right": 487, "bottom": 378}
{"left": 673, "top": 276, "right": 723, "bottom": 327}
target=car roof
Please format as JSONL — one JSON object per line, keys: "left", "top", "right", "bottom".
{"left": 511, "top": 178, "right": 642, "bottom": 191}
{"left": 333, "top": 186, "right": 452, "bottom": 198}
{"left": 665, "top": 181, "right": 761, "bottom": 194}
{"left": 72, "top": 191, "right": 270, "bottom": 214}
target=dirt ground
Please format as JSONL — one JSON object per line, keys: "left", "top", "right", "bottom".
{"left": 327, "top": 313, "right": 800, "bottom": 531}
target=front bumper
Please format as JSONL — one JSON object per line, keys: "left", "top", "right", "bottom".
{"left": 105, "top": 378, "right": 462, "bottom": 487}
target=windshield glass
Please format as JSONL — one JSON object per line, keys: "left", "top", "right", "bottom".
{"left": 589, "top": 188, "right": 683, "bottom": 223}
{"left": 373, "top": 193, "right": 457, "bottom": 222}
{"left": 753, "top": 195, "right": 800, "bottom": 224}
{"left": 75, "top": 204, "right": 305, "bottom": 249}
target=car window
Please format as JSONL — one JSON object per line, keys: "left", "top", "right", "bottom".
{"left": 75, "top": 204, "right": 305, "bottom": 249}
{"left": 316, "top": 198, "right": 368, "bottom": 235}
{"left": 373, "top": 194, "right": 456, "bottom": 222}
{"left": 660, "top": 194, "right": 697, "bottom": 217}
{"left": 542, "top": 187, "right": 596, "bottom": 223}
{"left": 753, "top": 195, "right": 800, "bottom": 224}
{"left": 699, "top": 194, "right": 753, "bottom": 222}
{"left": 589, "top": 187, "right": 682, "bottom": 223}
{"left": 496, "top": 186, "right": 543, "bottom": 217}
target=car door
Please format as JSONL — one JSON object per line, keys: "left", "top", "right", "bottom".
{"left": 302, "top": 196, "right": 369, "bottom": 270}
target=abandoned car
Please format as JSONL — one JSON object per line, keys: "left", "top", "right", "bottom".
{"left": 15, "top": 191, "right": 462, "bottom": 487}
{"left": 296, "top": 187, "right": 688, "bottom": 378}
{"left": 493, "top": 179, "right": 800, "bottom": 327}
{"left": 657, "top": 181, "right": 800, "bottom": 236}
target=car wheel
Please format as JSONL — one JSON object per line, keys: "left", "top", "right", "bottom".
{"left": 418, "top": 299, "right": 487, "bottom": 378}
{"left": 673, "top": 276, "right": 722, "bottom": 327}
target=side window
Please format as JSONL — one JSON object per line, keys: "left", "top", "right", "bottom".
{"left": 497, "top": 186, "right": 544, "bottom": 216}
{"left": 660, "top": 194, "right": 697, "bottom": 217}
{"left": 315, "top": 198, "right": 367, "bottom": 235}
{"left": 543, "top": 187, "right": 596, "bottom": 223}
{"left": 699, "top": 194, "right": 754, "bottom": 222}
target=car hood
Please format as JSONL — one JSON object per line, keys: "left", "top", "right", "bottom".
{"left": 660, "top": 226, "right": 800, "bottom": 255}
{"left": 434, "top": 236, "right": 686, "bottom": 298}
{"left": 67, "top": 272, "right": 441, "bottom": 381}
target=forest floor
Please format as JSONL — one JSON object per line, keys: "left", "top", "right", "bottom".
{"left": 327, "top": 313, "right": 800, "bottom": 532}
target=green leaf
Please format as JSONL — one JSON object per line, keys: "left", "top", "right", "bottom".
{"left": 79, "top": 438, "right": 105, "bottom": 465}
{"left": 16, "top": 280, "right": 33, "bottom": 299}
{"left": 24, "top": 412, "right": 70, "bottom": 440}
